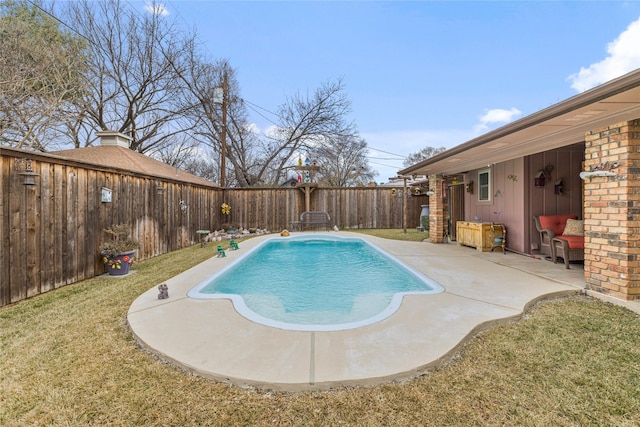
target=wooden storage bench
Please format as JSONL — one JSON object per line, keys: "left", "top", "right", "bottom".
{"left": 456, "top": 221, "right": 504, "bottom": 252}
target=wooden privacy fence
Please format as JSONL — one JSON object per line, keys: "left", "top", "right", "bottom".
{"left": 1, "top": 147, "right": 428, "bottom": 306}
{"left": 221, "top": 187, "right": 426, "bottom": 231}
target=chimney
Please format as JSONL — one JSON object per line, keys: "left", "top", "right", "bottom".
{"left": 96, "top": 131, "right": 132, "bottom": 149}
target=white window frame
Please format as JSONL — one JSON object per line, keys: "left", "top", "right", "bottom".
{"left": 478, "top": 169, "right": 491, "bottom": 202}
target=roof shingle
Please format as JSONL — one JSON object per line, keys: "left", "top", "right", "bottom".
{"left": 51, "top": 145, "right": 218, "bottom": 187}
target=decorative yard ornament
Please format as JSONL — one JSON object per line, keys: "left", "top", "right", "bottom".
{"left": 534, "top": 164, "right": 554, "bottom": 187}
{"left": 158, "top": 284, "right": 169, "bottom": 299}
{"left": 216, "top": 245, "right": 227, "bottom": 257}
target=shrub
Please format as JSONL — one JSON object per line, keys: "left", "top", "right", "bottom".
{"left": 100, "top": 224, "right": 139, "bottom": 258}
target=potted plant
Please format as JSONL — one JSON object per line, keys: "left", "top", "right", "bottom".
{"left": 100, "top": 224, "right": 139, "bottom": 276}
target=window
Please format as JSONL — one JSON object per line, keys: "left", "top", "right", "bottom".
{"left": 478, "top": 169, "right": 491, "bottom": 201}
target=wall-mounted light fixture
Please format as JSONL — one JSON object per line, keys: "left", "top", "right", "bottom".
{"left": 412, "top": 186, "right": 426, "bottom": 196}
{"left": 466, "top": 181, "right": 474, "bottom": 194}
{"left": 14, "top": 158, "right": 39, "bottom": 185}
{"left": 155, "top": 180, "right": 164, "bottom": 194}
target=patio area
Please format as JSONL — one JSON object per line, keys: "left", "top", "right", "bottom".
{"left": 127, "top": 232, "right": 635, "bottom": 391}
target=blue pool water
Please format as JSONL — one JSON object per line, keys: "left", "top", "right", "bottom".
{"left": 188, "top": 235, "right": 444, "bottom": 331}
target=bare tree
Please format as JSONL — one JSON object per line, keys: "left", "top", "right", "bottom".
{"left": 64, "top": 0, "right": 195, "bottom": 152}
{"left": 403, "top": 146, "right": 447, "bottom": 168}
{"left": 249, "top": 79, "right": 358, "bottom": 186}
{"left": 2, "top": 0, "right": 377, "bottom": 187}
{"left": 173, "top": 50, "right": 259, "bottom": 186}
{"left": 0, "top": 0, "right": 87, "bottom": 150}
{"left": 180, "top": 154, "right": 218, "bottom": 182}
{"left": 177, "top": 59, "right": 363, "bottom": 188}
{"left": 232, "top": 78, "right": 367, "bottom": 187}
{"left": 308, "top": 135, "right": 377, "bottom": 187}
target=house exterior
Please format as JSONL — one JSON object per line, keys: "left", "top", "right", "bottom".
{"left": 399, "top": 68, "right": 640, "bottom": 301}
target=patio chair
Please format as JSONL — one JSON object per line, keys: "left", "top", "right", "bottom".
{"left": 533, "top": 214, "right": 576, "bottom": 257}
{"left": 551, "top": 236, "right": 585, "bottom": 269}
{"left": 229, "top": 240, "right": 239, "bottom": 250}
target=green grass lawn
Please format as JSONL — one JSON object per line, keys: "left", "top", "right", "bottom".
{"left": 2, "top": 232, "right": 640, "bottom": 426}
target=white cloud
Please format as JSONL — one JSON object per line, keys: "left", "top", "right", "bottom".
{"left": 263, "top": 124, "right": 286, "bottom": 139}
{"left": 568, "top": 16, "right": 640, "bottom": 92}
{"left": 244, "top": 123, "right": 261, "bottom": 135}
{"left": 474, "top": 108, "right": 522, "bottom": 133}
{"left": 145, "top": 2, "right": 169, "bottom": 16}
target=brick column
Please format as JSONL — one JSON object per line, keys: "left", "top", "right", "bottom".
{"left": 584, "top": 119, "right": 640, "bottom": 300}
{"left": 429, "top": 174, "right": 445, "bottom": 243}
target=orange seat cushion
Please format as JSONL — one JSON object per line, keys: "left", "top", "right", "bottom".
{"left": 539, "top": 214, "right": 577, "bottom": 236}
{"left": 557, "top": 235, "right": 584, "bottom": 249}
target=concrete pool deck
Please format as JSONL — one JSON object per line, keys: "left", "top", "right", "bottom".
{"left": 127, "top": 232, "right": 634, "bottom": 391}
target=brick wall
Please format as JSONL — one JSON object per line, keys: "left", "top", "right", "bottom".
{"left": 429, "top": 174, "right": 445, "bottom": 243}
{"left": 584, "top": 119, "right": 640, "bottom": 300}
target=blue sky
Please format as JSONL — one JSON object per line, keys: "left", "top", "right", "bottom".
{"left": 144, "top": 1, "right": 640, "bottom": 182}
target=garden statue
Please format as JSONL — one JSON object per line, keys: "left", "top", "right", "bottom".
{"left": 157, "top": 283, "right": 169, "bottom": 299}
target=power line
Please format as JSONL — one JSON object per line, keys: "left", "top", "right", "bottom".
{"left": 242, "top": 98, "right": 280, "bottom": 127}
{"left": 26, "top": 1, "right": 90, "bottom": 43}
{"left": 367, "top": 160, "right": 401, "bottom": 169}
{"left": 367, "top": 156, "right": 405, "bottom": 161}
{"left": 242, "top": 98, "right": 278, "bottom": 117}
{"left": 367, "top": 146, "right": 407, "bottom": 158}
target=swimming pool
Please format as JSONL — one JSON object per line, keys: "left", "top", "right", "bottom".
{"left": 188, "top": 234, "right": 444, "bottom": 331}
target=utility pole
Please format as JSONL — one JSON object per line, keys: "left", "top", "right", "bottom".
{"left": 220, "top": 71, "right": 228, "bottom": 187}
